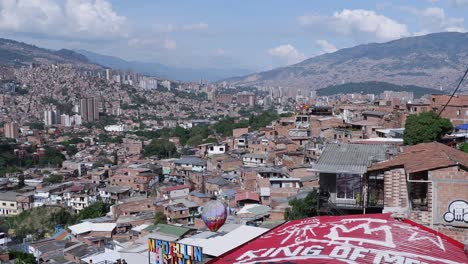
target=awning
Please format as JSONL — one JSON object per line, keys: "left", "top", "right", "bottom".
{"left": 455, "top": 124, "right": 468, "bottom": 130}
{"left": 210, "top": 213, "right": 468, "bottom": 264}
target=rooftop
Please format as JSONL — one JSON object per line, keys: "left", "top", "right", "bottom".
{"left": 311, "top": 143, "right": 395, "bottom": 174}
{"left": 177, "top": 225, "right": 269, "bottom": 257}
{"left": 100, "top": 186, "right": 131, "bottom": 194}
{"left": 0, "top": 191, "right": 18, "bottom": 202}
{"left": 68, "top": 222, "right": 116, "bottom": 235}
{"left": 211, "top": 213, "right": 468, "bottom": 263}
{"left": 369, "top": 142, "right": 468, "bottom": 173}
{"left": 235, "top": 191, "right": 260, "bottom": 202}
{"left": 150, "top": 223, "right": 192, "bottom": 237}
{"left": 161, "top": 185, "right": 190, "bottom": 193}
{"left": 175, "top": 156, "right": 206, "bottom": 166}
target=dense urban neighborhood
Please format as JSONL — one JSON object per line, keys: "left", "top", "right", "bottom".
{"left": 0, "top": 58, "right": 467, "bottom": 263}
{"left": 0, "top": 2, "right": 468, "bottom": 263}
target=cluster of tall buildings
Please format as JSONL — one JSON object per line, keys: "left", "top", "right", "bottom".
{"left": 80, "top": 98, "right": 99, "bottom": 123}
{"left": 105, "top": 68, "right": 172, "bottom": 91}
{"left": 139, "top": 76, "right": 158, "bottom": 90}
{"left": 43, "top": 110, "right": 82, "bottom": 127}
{"left": 41, "top": 98, "right": 99, "bottom": 127}
{"left": 215, "top": 92, "right": 256, "bottom": 106}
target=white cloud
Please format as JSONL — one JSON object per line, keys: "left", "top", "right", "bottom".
{"left": 128, "top": 37, "right": 176, "bottom": 50}
{"left": 450, "top": 0, "right": 468, "bottom": 7}
{"left": 316, "top": 40, "right": 337, "bottom": 54}
{"left": 155, "top": 22, "right": 208, "bottom": 33}
{"left": 267, "top": 44, "right": 305, "bottom": 65}
{"left": 0, "top": 0, "right": 127, "bottom": 39}
{"left": 298, "top": 9, "right": 410, "bottom": 41}
{"left": 414, "top": 7, "right": 465, "bottom": 35}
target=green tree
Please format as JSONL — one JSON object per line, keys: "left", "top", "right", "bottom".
{"left": 403, "top": 112, "right": 453, "bottom": 145}
{"left": 44, "top": 174, "right": 64, "bottom": 184}
{"left": 9, "top": 251, "right": 37, "bottom": 264}
{"left": 459, "top": 142, "right": 468, "bottom": 153}
{"left": 143, "top": 139, "right": 179, "bottom": 159}
{"left": 284, "top": 191, "right": 318, "bottom": 220}
{"left": 39, "top": 147, "right": 65, "bottom": 166}
{"left": 75, "top": 201, "right": 111, "bottom": 222}
{"left": 49, "top": 208, "right": 74, "bottom": 226}
{"left": 186, "top": 134, "right": 204, "bottom": 147}
{"left": 17, "top": 174, "right": 25, "bottom": 189}
{"left": 154, "top": 211, "right": 168, "bottom": 225}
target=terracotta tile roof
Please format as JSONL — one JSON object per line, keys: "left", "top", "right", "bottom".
{"left": 235, "top": 191, "right": 260, "bottom": 202}
{"left": 369, "top": 142, "right": 468, "bottom": 173}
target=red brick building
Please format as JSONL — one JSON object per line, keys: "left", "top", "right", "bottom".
{"left": 431, "top": 94, "right": 468, "bottom": 126}
{"left": 369, "top": 142, "right": 468, "bottom": 244}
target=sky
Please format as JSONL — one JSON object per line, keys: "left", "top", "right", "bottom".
{"left": 1, "top": 0, "right": 468, "bottom": 71}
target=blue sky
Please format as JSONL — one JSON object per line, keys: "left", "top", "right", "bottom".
{"left": 1, "top": 0, "right": 468, "bottom": 71}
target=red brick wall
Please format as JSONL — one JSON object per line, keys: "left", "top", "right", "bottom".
{"left": 430, "top": 166, "right": 468, "bottom": 244}
{"left": 112, "top": 198, "right": 156, "bottom": 218}
{"left": 383, "top": 168, "right": 408, "bottom": 211}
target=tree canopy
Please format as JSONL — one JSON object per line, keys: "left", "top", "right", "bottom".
{"left": 403, "top": 112, "right": 453, "bottom": 145}
{"left": 459, "top": 142, "right": 468, "bottom": 153}
{"left": 154, "top": 211, "right": 168, "bottom": 225}
{"left": 284, "top": 191, "right": 318, "bottom": 220}
{"left": 143, "top": 139, "right": 179, "bottom": 159}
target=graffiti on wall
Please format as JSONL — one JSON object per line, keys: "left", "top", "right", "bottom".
{"left": 148, "top": 238, "right": 203, "bottom": 264}
{"left": 443, "top": 200, "right": 468, "bottom": 223}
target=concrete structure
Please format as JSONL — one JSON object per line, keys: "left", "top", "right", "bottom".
{"left": 0, "top": 192, "right": 19, "bottom": 215}
{"left": 80, "top": 98, "right": 99, "bottom": 123}
{"left": 3, "top": 122, "right": 18, "bottom": 139}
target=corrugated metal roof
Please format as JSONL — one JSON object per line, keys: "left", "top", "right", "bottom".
{"left": 68, "top": 222, "right": 116, "bottom": 235}
{"left": 178, "top": 225, "right": 269, "bottom": 257}
{"left": 175, "top": 156, "right": 206, "bottom": 166}
{"left": 152, "top": 223, "right": 192, "bottom": 237}
{"left": 311, "top": 143, "right": 395, "bottom": 174}
{"left": 211, "top": 213, "right": 468, "bottom": 263}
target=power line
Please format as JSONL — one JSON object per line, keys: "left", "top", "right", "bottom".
{"left": 438, "top": 66, "right": 468, "bottom": 116}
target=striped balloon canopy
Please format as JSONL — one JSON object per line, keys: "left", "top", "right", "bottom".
{"left": 201, "top": 200, "right": 227, "bottom": 232}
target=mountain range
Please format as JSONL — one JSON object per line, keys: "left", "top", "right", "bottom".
{"left": 75, "top": 49, "right": 251, "bottom": 82}
{"left": 225, "top": 32, "right": 468, "bottom": 91}
{"left": 0, "top": 38, "right": 251, "bottom": 82}
{"left": 0, "top": 38, "right": 100, "bottom": 70}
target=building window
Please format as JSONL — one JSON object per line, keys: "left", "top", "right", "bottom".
{"left": 336, "top": 173, "right": 362, "bottom": 201}
{"left": 10, "top": 203, "right": 14, "bottom": 207}
{"left": 2, "top": 203, "right": 5, "bottom": 206}
{"left": 409, "top": 172, "right": 429, "bottom": 211}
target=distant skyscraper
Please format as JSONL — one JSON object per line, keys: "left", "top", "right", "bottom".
{"left": 60, "top": 114, "right": 72, "bottom": 127}
{"left": 73, "top": 115, "right": 82, "bottom": 126}
{"left": 44, "top": 110, "right": 60, "bottom": 126}
{"left": 80, "top": 98, "right": 99, "bottom": 123}
{"left": 161, "top": 80, "right": 171, "bottom": 90}
{"left": 105, "top": 69, "right": 111, "bottom": 81}
{"left": 4, "top": 122, "right": 19, "bottom": 139}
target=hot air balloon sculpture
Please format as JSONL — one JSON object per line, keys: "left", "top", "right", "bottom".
{"left": 201, "top": 200, "right": 227, "bottom": 232}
